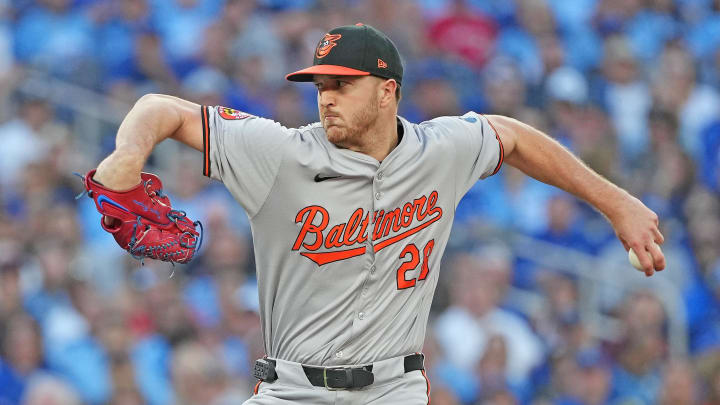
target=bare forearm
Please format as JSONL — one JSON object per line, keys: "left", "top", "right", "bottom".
{"left": 487, "top": 115, "right": 665, "bottom": 274}
{"left": 94, "top": 94, "right": 184, "bottom": 189}
{"left": 497, "top": 117, "right": 631, "bottom": 219}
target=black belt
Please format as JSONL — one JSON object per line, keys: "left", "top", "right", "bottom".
{"left": 302, "top": 353, "right": 425, "bottom": 390}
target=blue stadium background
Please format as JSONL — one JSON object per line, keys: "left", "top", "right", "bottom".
{"left": 1, "top": 0, "right": 720, "bottom": 404}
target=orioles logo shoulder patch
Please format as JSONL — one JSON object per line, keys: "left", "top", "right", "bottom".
{"left": 316, "top": 33, "right": 342, "bottom": 59}
{"left": 217, "top": 106, "right": 252, "bottom": 120}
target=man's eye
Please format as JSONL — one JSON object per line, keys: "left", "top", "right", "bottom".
{"left": 337, "top": 80, "right": 346, "bottom": 87}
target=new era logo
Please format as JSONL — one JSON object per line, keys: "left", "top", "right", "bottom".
{"left": 378, "top": 58, "right": 388, "bottom": 69}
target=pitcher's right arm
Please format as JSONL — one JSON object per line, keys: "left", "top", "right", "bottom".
{"left": 94, "top": 94, "right": 203, "bottom": 189}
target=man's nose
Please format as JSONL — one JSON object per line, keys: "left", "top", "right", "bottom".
{"left": 318, "top": 89, "right": 336, "bottom": 107}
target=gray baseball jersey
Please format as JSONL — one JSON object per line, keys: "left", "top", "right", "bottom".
{"left": 201, "top": 105, "right": 503, "bottom": 366}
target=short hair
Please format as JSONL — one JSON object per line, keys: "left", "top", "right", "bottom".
{"left": 395, "top": 85, "right": 402, "bottom": 103}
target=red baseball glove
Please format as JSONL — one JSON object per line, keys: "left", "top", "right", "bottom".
{"left": 79, "top": 169, "right": 202, "bottom": 264}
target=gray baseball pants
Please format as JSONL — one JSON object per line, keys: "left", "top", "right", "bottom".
{"left": 244, "top": 354, "right": 431, "bottom": 404}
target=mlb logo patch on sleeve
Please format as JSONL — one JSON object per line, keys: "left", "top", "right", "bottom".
{"left": 218, "top": 106, "right": 252, "bottom": 120}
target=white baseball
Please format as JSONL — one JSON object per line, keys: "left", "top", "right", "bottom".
{"left": 628, "top": 243, "right": 660, "bottom": 271}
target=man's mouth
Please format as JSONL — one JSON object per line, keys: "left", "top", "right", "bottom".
{"left": 324, "top": 115, "right": 340, "bottom": 127}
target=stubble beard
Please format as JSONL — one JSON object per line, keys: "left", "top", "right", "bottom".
{"left": 324, "top": 95, "right": 379, "bottom": 148}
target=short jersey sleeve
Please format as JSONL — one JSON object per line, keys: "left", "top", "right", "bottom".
{"left": 430, "top": 111, "right": 504, "bottom": 204}
{"left": 201, "top": 105, "right": 287, "bottom": 217}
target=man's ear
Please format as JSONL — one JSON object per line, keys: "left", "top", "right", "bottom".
{"left": 378, "top": 79, "right": 398, "bottom": 108}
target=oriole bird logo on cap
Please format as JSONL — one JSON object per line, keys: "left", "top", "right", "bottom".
{"left": 316, "top": 33, "right": 342, "bottom": 58}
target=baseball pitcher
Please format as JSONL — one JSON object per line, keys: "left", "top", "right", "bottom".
{"left": 85, "top": 24, "right": 665, "bottom": 404}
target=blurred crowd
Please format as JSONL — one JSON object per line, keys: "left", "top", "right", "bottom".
{"left": 1, "top": 0, "right": 720, "bottom": 404}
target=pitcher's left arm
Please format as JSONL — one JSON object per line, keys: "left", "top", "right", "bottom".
{"left": 486, "top": 114, "right": 665, "bottom": 276}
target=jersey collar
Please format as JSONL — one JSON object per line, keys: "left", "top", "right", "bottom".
{"left": 318, "top": 116, "right": 413, "bottom": 167}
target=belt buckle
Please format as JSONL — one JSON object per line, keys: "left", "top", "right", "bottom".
{"left": 322, "top": 366, "right": 346, "bottom": 391}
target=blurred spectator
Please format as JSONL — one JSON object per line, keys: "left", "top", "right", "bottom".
{"left": 170, "top": 341, "right": 246, "bottom": 405}
{"left": 686, "top": 0, "right": 720, "bottom": 61}
{"left": 21, "top": 374, "right": 82, "bottom": 405}
{"left": 481, "top": 389, "right": 519, "bottom": 405}
{"left": 574, "top": 348, "right": 613, "bottom": 405}
{"left": 13, "top": 0, "right": 97, "bottom": 84}
{"left": 700, "top": 355, "right": 720, "bottom": 405}
{"left": 545, "top": 66, "right": 588, "bottom": 115}
{"left": 39, "top": 278, "right": 112, "bottom": 405}
{"left": 272, "top": 84, "right": 313, "bottom": 127}
{"left": 684, "top": 185, "right": 720, "bottom": 274}
{"left": 645, "top": 138, "right": 695, "bottom": 218}
{"left": 182, "top": 66, "right": 231, "bottom": 107}
{"left": 546, "top": 0, "right": 596, "bottom": 33}
{"left": 475, "top": 334, "right": 522, "bottom": 402}
{"left": 0, "top": 314, "right": 46, "bottom": 405}
{"left": 543, "top": 347, "right": 612, "bottom": 405}
{"left": 0, "top": 0, "right": 15, "bottom": 122}
{"left": 150, "top": 0, "right": 223, "bottom": 76}
{"left": 625, "top": 0, "right": 681, "bottom": 64}
{"left": 0, "top": 95, "right": 66, "bottom": 192}
{"left": 362, "top": 0, "right": 426, "bottom": 61}
{"left": 96, "top": 0, "right": 178, "bottom": 89}
{"left": 535, "top": 194, "right": 595, "bottom": 253}
{"left": 227, "top": 0, "right": 286, "bottom": 87}
{"left": 0, "top": 0, "right": 11, "bottom": 74}
{"left": 94, "top": 308, "right": 145, "bottom": 405}
{"left": 532, "top": 272, "right": 590, "bottom": 354}
{"left": 690, "top": 262, "right": 720, "bottom": 355}
{"left": 428, "top": 385, "right": 462, "bottom": 405}
{"left": 131, "top": 267, "right": 197, "bottom": 405}
{"left": 544, "top": 66, "right": 622, "bottom": 181}
{"left": 482, "top": 57, "right": 527, "bottom": 118}
{"left": 410, "top": 77, "right": 463, "bottom": 120}
{"left": 0, "top": 241, "right": 23, "bottom": 323}
{"left": 463, "top": 168, "right": 556, "bottom": 235}
{"left": 651, "top": 41, "right": 720, "bottom": 159}
{"left": 609, "top": 291, "right": 668, "bottom": 404}
{"left": 658, "top": 358, "right": 701, "bottom": 405}
{"left": 592, "top": 0, "right": 642, "bottom": 35}
{"left": 434, "top": 248, "right": 544, "bottom": 391}
{"left": 627, "top": 108, "right": 680, "bottom": 200}
{"left": 600, "top": 35, "right": 651, "bottom": 164}
{"left": 698, "top": 115, "right": 720, "bottom": 193}
{"left": 544, "top": 66, "right": 592, "bottom": 150}
{"left": 426, "top": 0, "right": 497, "bottom": 68}
{"left": 496, "top": 0, "right": 561, "bottom": 85}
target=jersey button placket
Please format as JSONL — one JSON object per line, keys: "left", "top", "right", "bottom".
{"left": 362, "top": 169, "right": 381, "bottom": 327}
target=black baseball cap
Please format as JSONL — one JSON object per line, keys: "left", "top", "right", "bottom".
{"left": 286, "top": 24, "right": 403, "bottom": 85}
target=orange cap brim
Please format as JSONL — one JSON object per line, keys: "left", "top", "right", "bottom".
{"left": 286, "top": 65, "right": 371, "bottom": 82}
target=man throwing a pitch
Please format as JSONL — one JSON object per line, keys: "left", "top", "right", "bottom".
{"left": 87, "top": 24, "right": 665, "bottom": 404}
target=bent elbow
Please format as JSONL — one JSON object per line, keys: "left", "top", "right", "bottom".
{"left": 135, "top": 93, "right": 169, "bottom": 108}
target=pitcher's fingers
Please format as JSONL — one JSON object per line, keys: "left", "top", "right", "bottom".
{"left": 653, "top": 227, "right": 665, "bottom": 245}
{"left": 631, "top": 242, "right": 655, "bottom": 276}
{"left": 648, "top": 241, "right": 666, "bottom": 271}
{"left": 619, "top": 237, "right": 630, "bottom": 252}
